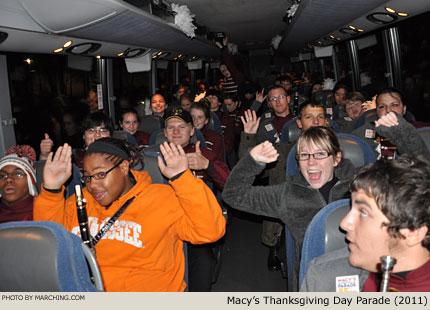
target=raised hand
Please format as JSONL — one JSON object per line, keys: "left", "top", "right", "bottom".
{"left": 39, "top": 133, "right": 54, "bottom": 160}
{"left": 250, "top": 141, "right": 279, "bottom": 164}
{"left": 241, "top": 109, "right": 261, "bottom": 134}
{"left": 375, "top": 111, "right": 399, "bottom": 128}
{"left": 186, "top": 141, "right": 210, "bottom": 170}
{"left": 362, "top": 95, "right": 377, "bottom": 112}
{"left": 255, "top": 88, "right": 267, "bottom": 103}
{"left": 158, "top": 142, "right": 189, "bottom": 179}
{"left": 43, "top": 143, "right": 72, "bottom": 189}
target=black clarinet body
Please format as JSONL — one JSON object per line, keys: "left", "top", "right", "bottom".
{"left": 75, "top": 185, "right": 93, "bottom": 249}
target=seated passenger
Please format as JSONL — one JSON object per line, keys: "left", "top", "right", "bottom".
{"left": 118, "top": 108, "right": 150, "bottom": 146}
{"left": 34, "top": 138, "right": 225, "bottom": 291}
{"left": 180, "top": 93, "right": 193, "bottom": 112}
{"left": 0, "top": 145, "right": 38, "bottom": 223}
{"left": 335, "top": 92, "right": 365, "bottom": 133}
{"left": 301, "top": 155, "right": 430, "bottom": 292}
{"left": 190, "top": 100, "right": 225, "bottom": 162}
{"left": 352, "top": 87, "right": 430, "bottom": 160}
{"left": 151, "top": 94, "right": 168, "bottom": 117}
{"left": 223, "top": 115, "right": 428, "bottom": 291}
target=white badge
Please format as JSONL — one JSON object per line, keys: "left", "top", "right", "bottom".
{"left": 365, "top": 129, "right": 376, "bottom": 139}
{"left": 344, "top": 116, "right": 352, "bottom": 121}
{"left": 326, "top": 108, "right": 333, "bottom": 115}
{"left": 336, "top": 275, "right": 360, "bottom": 292}
{"left": 265, "top": 124, "right": 274, "bottom": 132}
{"left": 265, "top": 112, "right": 272, "bottom": 119}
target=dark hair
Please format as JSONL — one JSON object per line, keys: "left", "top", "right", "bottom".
{"left": 119, "top": 108, "right": 139, "bottom": 123}
{"left": 180, "top": 93, "right": 193, "bottom": 103}
{"left": 297, "top": 101, "right": 326, "bottom": 119}
{"left": 350, "top": 155, "right": 430, "bottom": 249}
{"left": 376, "top": 87, "right": 406, "bottom": 107}
{"left": 81, "top": 112, "right": 114, "bottom": 136}
{"left": 191, "top": 100, "right": 211, "bottom": 121}
{"left": 205, "top": 89, "right": 223, "bottom": 101}
{"left": 266, "top": 85, "right": 288, "bottom": 97}
{"left": 333, "top": 83, "right": 349, "bottom": 94}
{"left": 223, "top": 92, "right": 238, "bottom": 102}
{"left": 84, "top": 137, "right": 144, "bottom": 168}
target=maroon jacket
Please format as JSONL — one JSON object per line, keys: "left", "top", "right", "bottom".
{"left": 183, "top": 143, "right": 230, "bottom": 190}
{"left": 214, "top": 110, "right": 236, "bottom": 155}
{"left": 200, "top": 127, "right": 225, "bottom": 163}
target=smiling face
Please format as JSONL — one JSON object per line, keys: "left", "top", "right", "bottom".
{"left": 297, "top": 106, "right": 327, "bottom": 131}
{"left": 340, "top": 189, "right": 399, "bottom": 272}
{"left": 206, "top": 95, "right": 221, "bottom": 111}
{"left": 219, "top": 64, "right": 231, "bottom": 78}
{"left": 345, "top": 100, "right": 363, "bottom": 119}
{"left": 0, "top": 165, "right": 30, "bottom": 205}
{"left": 334, "top": 88, "right": 346, "bottom": 105}
{"left": 297, "top": 141, "right": 341, "bottom": 189}
{"left": 191, "top": 108, "right": 208, "bottom": 130}
{"left": 120, "top": 113, "right": 138, "bottom": 135}
{"left": 82, "top": 154, "right": 131, "bottom": 207}
{"left": 83, "top": 123, "right": 110, "bottom": 147}
{"left": 164, "top": 118, "right": 194, "bottom": 147}
{"left": 376, "top": 92, "right": 406, "bottom": 118}
{"left": 151, "top": 94, "right": 167, "bottom": 114}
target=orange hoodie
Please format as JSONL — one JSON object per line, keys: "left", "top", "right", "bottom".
{"left": 33, "top": 169, "right": 225, "bottom": 292}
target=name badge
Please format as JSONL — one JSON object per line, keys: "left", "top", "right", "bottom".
{"left": 265, "top": 112, "right": 272, "bottom": 119}
{"left": 344, "top": 116, "right": 352, "bottom": 121}
{"left": 265, "top": 124, "right": 274, "bottom": 132}
{"left": 326, "top": 108, "right": 333, "bottom": 115}
{"left": 365, "top": 129, "right": 375, "bottom": 139}
{"left": 336, "top": 275, "right": 360, "bottom": 292}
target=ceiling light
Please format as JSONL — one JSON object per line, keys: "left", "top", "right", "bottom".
{"left": 339, "top": 28, "right": 358, "bottom": 35}
{"left": 24, "top": 58, "right": 32, "bottom": 65}
{"left": 385, "top": 7, "right": 396, "bottom": 13}
{"left": 348, "top": 25, "right": 356, "bottom": 30}
{"left": 357, "top": 28, "right": 365, "bottom": 32}
{"left": 96, "top": 56, "right": 101, "bottom": 59}
{"left": 397, "top": 12, "right": 408, "bottom": 17}
{"left": 367, "top": 13, "right": 397, "bottom": 25}
{"left": 53, "top": 47, "right": 63, "bottom": 53}
{"left": 63, "top": 41, "right": 72, "bottom": 48}
{"left": 117, "top": 52, "right": 124, "bottom": 57}
{"left": 66, "top": 43, "right": 101, "bottom": 55}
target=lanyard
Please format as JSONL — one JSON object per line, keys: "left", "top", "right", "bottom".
{"left": 92, "top": 196, "right": 135, "bottom": 246}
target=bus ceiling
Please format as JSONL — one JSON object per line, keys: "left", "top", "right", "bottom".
{"left": 0, "top": 0, "right": 429, "bottom": 58}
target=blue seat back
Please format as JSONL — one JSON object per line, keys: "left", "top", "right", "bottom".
{"left": 418, "top": 127, "right": 430, "bottom": 152}
{"left": 138, "top": 115, "right": 164, "bottom": 135}
{"left": 280, "top": 118, "right": 300, "bottom": 143}
{"left": 299, "top": 199, "right": 350, "bottom": 287}
{"left": 0, "top": 221, "right": 100, "bottom": 292}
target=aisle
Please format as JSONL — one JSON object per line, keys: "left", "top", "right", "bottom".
{"left": 212, "top": 210, "right": 287, "bottom": 292}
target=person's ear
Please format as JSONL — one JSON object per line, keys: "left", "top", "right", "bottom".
{"left": 333, "top": 151, "right": 342, "bottom": 167}
{"left": 401, "top": 226, "right": 428, "bottom": 247}
{"left": 190, "top": 126, "right": 195, "bottom": 137}
{"left": 119, "top": 160, "right": 130, "bottom": 176}
{"left": 296, "top": 119, "right": 303, "bottom": 129}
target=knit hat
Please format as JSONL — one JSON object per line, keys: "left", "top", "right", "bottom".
{"left": 0, "top": 145, "right": 38, "bottom": 196}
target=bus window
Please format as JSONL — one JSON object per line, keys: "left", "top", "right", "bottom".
{"left": 398, "top": 11, "right": 430, "bottom": 122}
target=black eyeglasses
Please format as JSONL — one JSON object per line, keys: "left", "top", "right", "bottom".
{"left": 81, "top": 160, "right": 123, "bottom": 184}
{"left": 296, "top": 151, "right": 331, "bottom": 161}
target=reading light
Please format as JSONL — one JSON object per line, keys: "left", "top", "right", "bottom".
{"left": 53, "top": 47, "right": 64, "bottom": 53}
{"left": 385, "top": 7, "right": 396, "bottom": 13}
{"left": 397, "top": 12, "right": 408, "bottom": 17}
{"left": 63, "top": 41, "right": 72, "bottom": 48}
{"left": 66, "top": 43, "right": 101, "bottom": 55}
{"left": 367, "top": 12, "right": 397, "bottom": 25}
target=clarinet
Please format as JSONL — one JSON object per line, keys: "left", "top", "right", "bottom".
{"left": 75, "top": 185, "right": 94, "bottom": 251}
{"left": 380, "top": 256, "right": 397, "bottom": 292}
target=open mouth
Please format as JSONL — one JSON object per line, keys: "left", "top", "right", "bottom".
{"left": 92, "top": 191, "right": 106, "bottom": 202}
{"left": 307, "top": 170, "right": 322, "bottom": 181}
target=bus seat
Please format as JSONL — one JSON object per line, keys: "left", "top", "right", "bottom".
{"left": 418, "top": 127, "right": 430, "bottom": 152}
{"left": 354, "top": 109, "right": 377, "bottom": 129}
{"left": 0, "top": 221, "right": 103, "bottom": 292}
{"left": 208, "top": 112, "right": 223, "bottom": 137}
{"left": 299, "top": 199, "right": 350, "bottom": 287}
{"left": 112, "top": 130, "right": 137, "bottom": 145}
{"left": 138, "top": 115, "right": 164, "bottom": 135}
{"left": 280, "top": 118, "right": 300, "bottom": 143}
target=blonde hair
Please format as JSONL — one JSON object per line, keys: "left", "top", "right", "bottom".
{"left": 297, "top": 126, "right": 341, "bottom": 157}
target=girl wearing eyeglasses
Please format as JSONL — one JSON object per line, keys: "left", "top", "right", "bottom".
{"left": 34, "top": 137, "right": 225, "bottom": 292}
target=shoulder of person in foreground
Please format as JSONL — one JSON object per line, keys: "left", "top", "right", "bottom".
{"left": 300, "top": 247, "right": 369, "bottom": 292}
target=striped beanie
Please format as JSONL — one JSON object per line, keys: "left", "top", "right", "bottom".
{"left": 0, "top": 145, "right": 38, "bottom": 196}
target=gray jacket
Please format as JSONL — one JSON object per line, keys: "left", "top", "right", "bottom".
{"left": 351, "top": 112, "right": 429, "bottom": 158}
{"left": 300, "top": 247, "right": 370, "bottom": 292}
{"left": 222, "top": 153, "right": 356, "bottom": 290}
